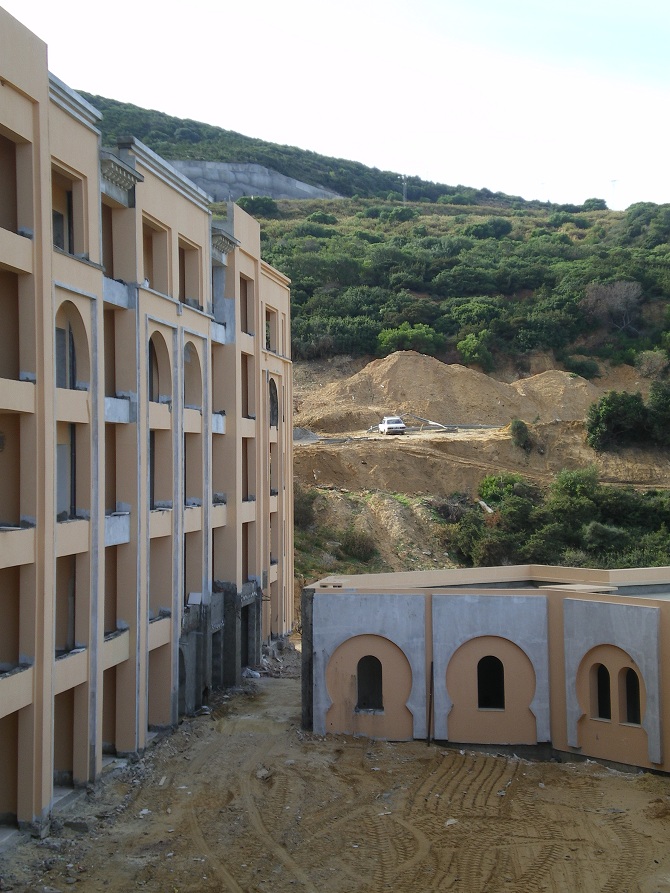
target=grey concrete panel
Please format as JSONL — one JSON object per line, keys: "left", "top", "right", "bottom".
{"left": 563, "top": 599, "right": 661, "bottom": 763}
{"left": 312, "top": 593, "right": 426, "bottom": 738}
{"left": 169, "top": 160, "right": 341, "bottom": 202}
{"left": 432, "top": 595, "right": 550, "bottom": 742}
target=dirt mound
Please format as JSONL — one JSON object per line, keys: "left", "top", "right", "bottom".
{"left": 295, "top": 352, "right": 602, "bottom": 433}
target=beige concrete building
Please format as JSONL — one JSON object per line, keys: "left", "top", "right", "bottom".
{"left": 303, "top": 564, "right": 670, "bottom": 773}
{"left": 0, "top": 7, "right": 292, "bottom": 832}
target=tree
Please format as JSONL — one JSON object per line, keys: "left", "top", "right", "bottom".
{"left": 586, "top": 390, "right": 648, "bottom": 450}
{"left": 580, "top": 280, "right": 643, "bottom": 333}
{"left": 377, "top": 322, "right": 445, "bottom": 357}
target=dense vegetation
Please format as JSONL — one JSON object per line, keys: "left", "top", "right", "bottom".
{"left": 439, "top": 469, "right": 670, "bottom": 569}
{"left": 586, "top": 382, "right": 670, "bottom": 450}
{"left": 241, "top": 197, "right": 670, "bottom": 372}
{"left": 82, "top": 93, "right": 670, "bottom": 375}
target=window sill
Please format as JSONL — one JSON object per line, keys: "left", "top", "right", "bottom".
{"left": 354, "top": 707, "right": 384, "bottom": 715}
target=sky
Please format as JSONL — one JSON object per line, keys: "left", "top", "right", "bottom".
{"left": 3, "top": 0, "right": 669, "bottom": 210}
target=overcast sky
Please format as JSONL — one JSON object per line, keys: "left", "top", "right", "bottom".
{"left": 4, "top": 0, "right": 669, "bottom": 210}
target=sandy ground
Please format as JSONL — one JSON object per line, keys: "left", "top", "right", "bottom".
{"left": 3, "top": 660, "right": 670, "bottom": 893}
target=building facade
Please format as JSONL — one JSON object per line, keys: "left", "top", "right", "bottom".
{"left": 303, "top": 564, "right": 670, "bottom": 773}
{"left": 0, "top": 7, "right": 292, "bottom": 832}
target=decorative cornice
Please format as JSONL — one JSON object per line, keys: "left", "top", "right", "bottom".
{"left": 100, "top": 150, "right": 143, "bottom": 191}
{"left": 211, "top": 226, "right": 238, "bottom": 255}
{"left": 48, "top": 74, "right": 101, "bottom": 131}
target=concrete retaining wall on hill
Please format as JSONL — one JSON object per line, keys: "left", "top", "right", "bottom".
{"left": 169, "top": 160, "right": 341, "bottom": 202}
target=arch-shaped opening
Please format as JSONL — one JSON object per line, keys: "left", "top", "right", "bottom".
{"left": 148, "top": 331, "right": 171, "bottom": 403}
{"left": 357, "top": 655, "right": 383, "bottom": 711}
{"left": 621, "top": 667, "right": 641, "bottom": 725}
{"left": 269, "top": 378, "right": 278, "bottom": 428}
{"left": 591, "top": 663, "right": 611, "bottom": 719}
{"left": 55, "top": 301, "right": 89, "bottom": 389}
{"left": 183, "top": 340, "right": 202, "bottom": 409}
{"left": 477, "top": 655, "right": 505, "bottom": 709}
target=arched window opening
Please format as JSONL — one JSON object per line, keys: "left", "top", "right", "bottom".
{"left": 623, "top": 668, "right": 641, "bottom": 725}
{"left": 594, "top": 663, "right": 611, "bottom": 720}
{"left": 183, "top": 340, "right": 202, "bottom": 409}
{"left": 269, "top": 378, "right": 278, "bottom": 428}
{"left": 55, "top": 324, "right": 76, "bottom": 389}
{"left": 149, "top": 340, "right": 159, "bottom": 402}
{"left": 477, "top": 655, "right": 505, "bottom": 709}
{"left": 357, "top": 655, "right": 383, "bottom": 711}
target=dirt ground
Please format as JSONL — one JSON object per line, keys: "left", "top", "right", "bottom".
{"left": 3, "top": 656, "right": 670, "bottom": 893}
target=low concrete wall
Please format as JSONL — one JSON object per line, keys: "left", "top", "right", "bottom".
{"left": 169, "top": 160, "right": 341, "bottom": 202}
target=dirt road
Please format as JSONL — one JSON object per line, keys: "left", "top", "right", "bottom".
{"left": 3, "top": 670, "right": 670, "bottom": 893}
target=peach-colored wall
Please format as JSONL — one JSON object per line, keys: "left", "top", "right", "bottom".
{"left": 326, "top": 634, "right": 414, "bottom": 740}
{"left": 575, "top": 644, "right": 649, "bottom": 768}
{"left": 446, "top": 635, "right": 538, "bottom": 745}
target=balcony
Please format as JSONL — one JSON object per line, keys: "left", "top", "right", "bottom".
{"left": 54, "top": 647, "right": 88, "bottom": 695}
{"left": 149, "top": 401, "right": 171, "bottom": 430}
{"left": 0, "top": 227, "right": 33, "bottom": 275}
{"left": 56, "top": 388, "right": 89, "bottom": 424}
{"left": 150, "top": 507, "right": 172, "bottom": 539}
{"left": 183, "top": 407, "right": 202, "bottom": 434}
{"left": 212, "top": 411, "right": 226, "bottom": 435}
{"left": 102, "top": 629, "right": 130, "bottom": 671}
{"left": 0, "top": 377, "right": 35, "bottom": 414}
{"left": 56, "top": 518, "right": 89, "bottom": 556}
{"left": 0, "top": 664, "right": 33, "bottom": 719}
{"left": 0, "top": 525, "right": 35, "bottom": 570}
{"left": 149, "top": 614, "right": 171, "bottom": 651}
{"left": 104, "top": 396, "right": 131, "bottom": 424}
{"left": 211, "top": 501, "right": 227, "bottom": 528}
{"left": 103, "top": 276, "right": 136, "bottom": 309}
{"left": 184, "top": 502, "right": 202, "bottom": 533}
{"left": 104, "top": 511, "right": 130, "bottom": 547}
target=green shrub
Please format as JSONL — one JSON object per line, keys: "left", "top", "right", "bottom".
{"left": 562, "top": 356, "right": 601, "bottom": 379}
{"left": 340, "top": 526, "right": 377, "bottom": 561}
{"left": 236, "top": 196, "right": 279, "bottom": 217}
{"left": 294, "top": 484, "right": 317, "bottom": 529}
{"left": 510, "top": 418, "right": 532, "bottom": 452}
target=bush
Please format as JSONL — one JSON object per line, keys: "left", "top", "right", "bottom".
{"left": 236, "top": 196, "right": 279, "bottom": 217}
{"left": 294, "top": 484, "right": 317, "bottom": 529}
{"left": 586, "top": 390, "right": 648, "bottom": 450}
{"left": 510, "top": 418, "right": 532, "bottom": 452}
{"left": 562, "top": 357, "right": 601, "bottom": 379}
{"left": 307, "top": 211, "right": 337, "bottom": 224}
{"left": 340, "top": 526, "right": 377, "bottom": 561}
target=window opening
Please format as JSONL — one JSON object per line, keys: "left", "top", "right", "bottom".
{"left": 477, "top": 655, "right": 505, "bottom": 709}
{"left": 357, "top": 655, "right": 383, "bottom": 710}
{"left": 595, "top": 663, "right": 611, "bottom": 719}
{"left": 269, "top": 379, "right": 278, "bottom": 428}
{"left": 624, "top": 668, "right": 641, "bottom": 724}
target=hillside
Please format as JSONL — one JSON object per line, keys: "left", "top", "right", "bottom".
{"left": 292, "top": 353, "right": 670, "bottom": 592}
{"left": 81, "top": 92, "right": 552, "bottom": 205}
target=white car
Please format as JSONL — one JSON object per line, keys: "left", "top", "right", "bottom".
{"left": 379, "top": 415, "right": 406, "bottom": 435}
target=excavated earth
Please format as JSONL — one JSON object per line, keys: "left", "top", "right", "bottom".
{"left": 293, "top": 352, "right": 669, "bottom": 573}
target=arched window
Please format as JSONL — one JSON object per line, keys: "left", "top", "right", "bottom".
{"left": 55, "top": 301, "right": 89, "bottom": 390}
{"left": 622, "top": 668, "right": 641, "bottom": 725}
{"left": 477, "top": 655, "right": 505, "bottom": 709}
{"left": 148, "top": 332, "right": 171, "bottom": 404}
{"left": 593, "top": 663, "right": 611, "bottom": 719}
{"left": 149, "top": 340, "right": 159, "bottom": 402}
{"left": 269, "top": 378, "right": 278, "bottom": 428}
{"left": 357, "top": 655, "right": 383, "bottom": 711}
{"left": 183, "top": 340, "right": 202, "bottom": 409}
